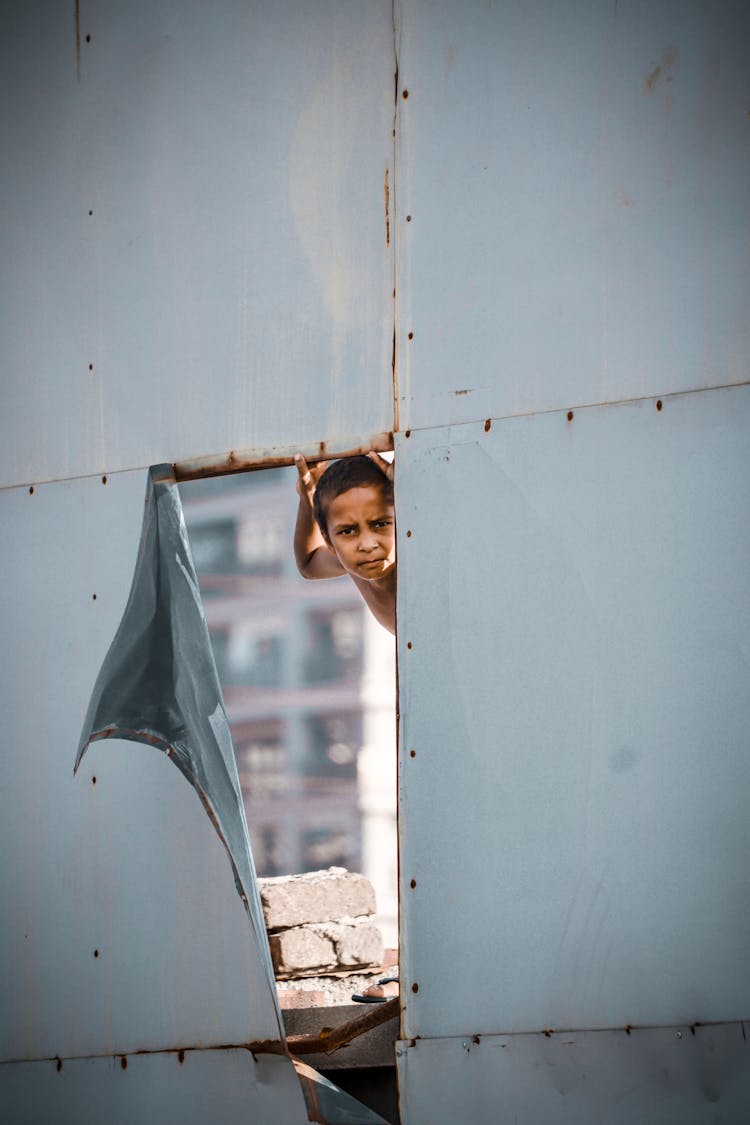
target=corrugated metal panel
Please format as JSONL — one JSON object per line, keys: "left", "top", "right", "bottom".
{"left": 396, "top": 385, "right": 750, "bottom": 1042}
{"left": 0, "top": 470, "right": 283, "bottom": 1060}
{"left": 1, "top": 0, "right": 395, "bottom": 489}
{"left": 394, "top": 0, "right": 750, "bottom": 431}
{"left": 396, "top": 1024, "right": 750, "bottom": 1124}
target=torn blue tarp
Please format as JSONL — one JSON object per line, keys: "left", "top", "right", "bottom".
{"left": 75, "top": 464, "right": 280, "bottom": 1027}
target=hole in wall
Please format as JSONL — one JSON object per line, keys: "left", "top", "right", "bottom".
{"left": 180, "top": 452, "right": 399, "bottom": 977}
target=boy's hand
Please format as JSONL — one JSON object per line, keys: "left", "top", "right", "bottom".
{"left": 367, "top": 451, "right": 394, "bottom": 483}
{"left": 294, "top": 454, "right": 330, "bottom": 506}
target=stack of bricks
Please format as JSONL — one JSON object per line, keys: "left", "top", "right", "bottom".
{"left": 258, "top": 867, "right": 384, "bottom": 980}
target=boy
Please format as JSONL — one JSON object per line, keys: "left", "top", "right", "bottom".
{"left": 294, "top": 452, "right": 396, "bottom": 635}
{"left": 295, "top": 451, "right": 400, "bottom": 1003}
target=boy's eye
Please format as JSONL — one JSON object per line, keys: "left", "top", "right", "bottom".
{"left": 337, "top": 526, "right": 356, "bottom": 536}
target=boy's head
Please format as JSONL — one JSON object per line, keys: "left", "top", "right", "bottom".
{"left": 314, "top": 456, "right": 395, "bottom": 580}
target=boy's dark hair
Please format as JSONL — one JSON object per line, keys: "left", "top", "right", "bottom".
{"left": 313, "top": 456, "right": 393, "bottom": 544}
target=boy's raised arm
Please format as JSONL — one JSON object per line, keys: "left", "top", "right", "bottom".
{"left": 293, "top": 454, "right": 346, "bottom": 579}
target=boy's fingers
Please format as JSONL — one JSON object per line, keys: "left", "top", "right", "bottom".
{"left": 295, "top": 453, "right": 313, "bottom": 487}
{"left": 368, "top": 451, "right": 394, "bottom": 481}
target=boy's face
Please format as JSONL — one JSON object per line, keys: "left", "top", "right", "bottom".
{"left": 324, "top": 484, "right": 395, "bottom": 581}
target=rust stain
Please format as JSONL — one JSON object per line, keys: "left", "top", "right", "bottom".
{"left": 173, "top": 432, "right": 393, "bottom": 482}
{"left": 392, "top": 325, "right": 399, "bottom": 433}
{"left": 384, "top": 167, "right": 390, "bottom": 247}
{"left": 644, "top": 45, "right": 678, "bottom": 94}
{"left": 287, "top": 996, "right": 398, "bottom": 1057}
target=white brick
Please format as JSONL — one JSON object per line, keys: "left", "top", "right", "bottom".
{"left": 258, "top": 867, "right": 376, "bottom": 929}
{"left": 269, "top": 920, "right": 384, "bottom": 978}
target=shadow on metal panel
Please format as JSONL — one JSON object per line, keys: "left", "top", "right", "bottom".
{"left": 75, "top": 464, "right": 387, "bottom": 1125}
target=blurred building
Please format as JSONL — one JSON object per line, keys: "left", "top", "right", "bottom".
{"left": 180, "top": 467, "right": 397, "bottom": 944}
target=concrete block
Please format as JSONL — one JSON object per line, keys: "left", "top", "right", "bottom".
{"left": 270, "top": 921, "right": 384, "bottom": 978}
{"left": 258, "top": 867, "right": 376, "bottom": 929}
{"left": 269, "top": 926, "right": 337, "bottom": 977}
{"left": 318, "top": 921, "right": 384, "bottom": 969}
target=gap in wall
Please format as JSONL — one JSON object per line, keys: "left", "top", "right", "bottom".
{"left": 179, "top": 464, "right": 398, "bottom": 948}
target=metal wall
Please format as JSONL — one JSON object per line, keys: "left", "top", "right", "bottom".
{"left": 2, "top": 0, "right": 749, "bottom": 1121}
{"left": 1, "top": 0, "right": 395, "bottom": 488}
{"left": 394, "top": 0, "right": 750, "bottom": 1120}
{"left": 1, "top": 1, "right": 393, "bottom": 1121}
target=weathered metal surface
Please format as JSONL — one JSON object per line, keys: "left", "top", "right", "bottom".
{"left": 394, "top": 0, "right": 750, "bottom": 432}
{"left": 76, "top": 464, "right": 282, "bottom": 1028}
{"left": 0, "top": 471, "right": 284, "bottom": 1061}
{"left": 396, "top": 1023, "right": 750, "bottom": 1124}
{"left": 0, "top": 0, "right": 395, "bottom": 490}
{"left": 0, "top": 1049, "right": 309, "bottom": 1125}
{"left": 396, "top": 384, "right": 750, "bottom": 1043}
{"left": 173, "top": 432, "right": 394, "bottom": 483}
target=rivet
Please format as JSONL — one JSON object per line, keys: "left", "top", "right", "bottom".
{"left": 405, "top": 429, "right": 411, "bottom": 438}
{"left": 656, "top": 399, "right": 663, "bottom": 412}
{"left": 409, "top": 749, "right": 416, "bottom": 758}
{"left": 408, "top": 331, "right": 414, "bottom": 340}
{"left": 29, "top": 486, "right": 34, "bottom": 495}
{"left": 402, "top": 89, "right": 409, "bottom": 99}
{"left": 411, "top": 982, "right": 419, "bottom": 993}
{"left": 406, "top": 215, "right": 412, "bottom": 222}
{"left": 406, "top": 529, "right": 412, "bottom": 537}
{"left": 484, "top": 418, "right": 492, "bottom": 432}
{"left": 567, "top": 410, "right": 574, "bottom": 422}
{"left": 120, "top": 1056, "right": 127, "bottom": 1070}
{"left": 102, "top": 475, "right": 107, "bottom": 485}
{"left": 410, "top": 878, "right": 416, "bottom": 889}
{"left": 407, "top": 641, "right": 412, "bottom": 650}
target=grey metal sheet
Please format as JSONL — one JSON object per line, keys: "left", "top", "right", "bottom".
{"left": 395, "top": 385, "right": 750, "bottom": 1040}
{"left": 75, "top": 465, "right": 280, "bottom": 1021}
{"left": 0, "top": 471, "right": 283, "bottom": 1060}
{"left": 396, "top": 1024, "right": 750, "bottom": 1125}
{"left": 0, "top": 1050, "right": 308, "bottom": 1125}
{"left": 394, "top": 0, "right": 750, "bottom": 431}
{"left": 0, "top": 0, "right": 395, "bottom": 489}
